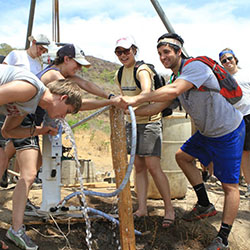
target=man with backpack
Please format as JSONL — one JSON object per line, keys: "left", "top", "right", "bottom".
{"left": 117, "top": 33, "right": 245, "bottom": 250}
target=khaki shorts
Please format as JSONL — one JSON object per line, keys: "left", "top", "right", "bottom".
{"left": 126, "top": 120, "right": 162, "bottom": 157}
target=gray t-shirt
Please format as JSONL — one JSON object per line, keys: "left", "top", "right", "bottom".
{"left": 178, "top": 60, "right": 242, "bottom": 137}
{"left": 0, "top": 64, "right": 46, "bottom": 116}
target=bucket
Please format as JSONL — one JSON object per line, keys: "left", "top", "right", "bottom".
{"left": 147, "top": 112, "right": 191, "bottom": 199}
{"left": 78, "top": 159, "right": 96, "bottom": 183}
{"left": 61, "top": 159, "right": 77, "bottom": 185}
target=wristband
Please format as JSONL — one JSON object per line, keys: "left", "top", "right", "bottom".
{"left": 30, "top": 125, "right": 36, "bottom": 136}
{"left": 108, "top": 94, "right": 115, "bottom": 99}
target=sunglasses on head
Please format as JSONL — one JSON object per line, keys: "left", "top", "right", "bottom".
{"left": 114, "top": 48, "right": 131, "bottom": 56}
{"left": 221, "top": 56, "right": 233, "bottom": 64}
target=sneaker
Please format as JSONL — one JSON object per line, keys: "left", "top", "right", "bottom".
{"left": 183, "top": 203, "right": 217, "bottom": 221}
{"left": 245, "top": 185, "right": 250, "bottom": 198}
{"left": 35, "top": 177, "right": 42, "bottom": 184}
{"left": 11, "top": 175, "right": 19, "bottom": 184}
{"left": 6, "top": 225, "right": 38, "bottom": 250}
{"left": 25, "top": 199, "right": 40, "bottom": 212}
{"left": 204, "top": 236, "right": 229, "bottom": 250}
{"left": 0, "top": 170, "right": 8, "bottom": 188}
{"left": 202, "top": 170, "right": 211, "bottom": 182}
{"left": 239, "top": 175, "right": 246, "bottom": 186}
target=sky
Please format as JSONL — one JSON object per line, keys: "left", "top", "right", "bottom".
{"left": 0, "top": 0, "right": 250, "bottom": 74}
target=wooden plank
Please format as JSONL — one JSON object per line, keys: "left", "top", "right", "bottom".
{"left": 63, "top": 182, "right": 117, "bottom": 188}
{"left": 109, "top": 106, "right": 136, "bottom": 250}
{"left": 7, "top": 169, "right": 20, "bottom": 177}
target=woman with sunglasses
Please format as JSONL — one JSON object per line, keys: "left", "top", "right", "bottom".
{"left": 114, "top": 36, "right": 175, "bottom": 228}
{"left": 219, "top": 48, "right": 250, "bottom": 198}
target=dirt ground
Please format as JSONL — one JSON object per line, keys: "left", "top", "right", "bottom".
{"left": 0, "top": 129, "right": 250, "bottom": 250}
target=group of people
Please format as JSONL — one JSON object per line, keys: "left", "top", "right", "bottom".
{"left": 113, "top": 33, "right": 249, "bottom": 250}
{"left": 0, "top": 31, "right": 249, "bottom": 250}
{"left": 0, "top": 34, "right": 117, "bottom": 250}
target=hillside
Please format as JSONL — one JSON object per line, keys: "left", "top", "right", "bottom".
{"left": 80, "top": 55, "right": 121, "bottom": 96}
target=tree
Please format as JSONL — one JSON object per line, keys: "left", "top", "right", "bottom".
{"left": 0, "top": 43, "right": 15, "bottom": 56}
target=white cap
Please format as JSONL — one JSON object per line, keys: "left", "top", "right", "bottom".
{"left": 28, "top": 34, "right": 50, "bottom": 50}
{"left": 115, "top": 35, "right": 137, "bottom": 49}
{"left": 57, "top": 44, "right": 91, "bottom": 67}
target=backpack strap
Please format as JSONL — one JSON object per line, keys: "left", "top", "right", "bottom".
{"left": 117, "top": 65, "right": 124, "bottom": 85}
{"left": 133, "top": 60, "right": 145, "bottom": 89}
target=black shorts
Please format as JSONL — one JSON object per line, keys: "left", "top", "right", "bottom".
{"left": 0, "top": 115, "right": 6, "bottom": 148}
{"left": 11, "top": 114, "right": 39, "bottom": 151}
{"left": 243, "top": 114, "right": 250, "bottom": 150}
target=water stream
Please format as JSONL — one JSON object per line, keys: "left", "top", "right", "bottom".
{"left": 59, "top": 118, "right": 93, "bottom": 249}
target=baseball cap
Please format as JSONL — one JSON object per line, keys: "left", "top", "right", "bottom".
{"left": 28, "top": 34, "right": 50, "bottom": 50}
{"left": 115, "top": 35, "right": 137, "bottom": 49}
{"left": 56, "top": 44, "right": 91, "bottom": 67}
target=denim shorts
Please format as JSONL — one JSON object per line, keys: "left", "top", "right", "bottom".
{"left": 126, "top": 120, "right": 162, "bottom": 157}
{"left": 181, "top": 120, "right": 245, "bottom": 184}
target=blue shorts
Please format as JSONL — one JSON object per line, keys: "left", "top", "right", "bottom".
{"left": 181, "top": 120, "right": 245, "bottom": 184}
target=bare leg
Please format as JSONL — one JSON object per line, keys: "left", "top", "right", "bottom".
{"left": 0, "top": 147, "right": 8, "bottom": 179}
{"left": 146, "top": 156, "right": 175, "bottom": 221}
{"left": 4, "top": 141, "right": 16, "bottom": 181}
{"left": 133, "top": 155, "right": 148, "bottom": 217}
{"left": 175, "top": 149, "right": 202, "bottom": 186}
{"left": 12, "top": 148, "right": 39, "bottom": 231}
{"left": 241, "top": 150, "right": 250, "bottom": 185}
{"left": 221, "top": 182, "right": 240, "bottom": 225}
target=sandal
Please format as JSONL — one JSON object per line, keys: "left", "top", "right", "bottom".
{"left": 162, "top": 218, "right": 174, "bottom": 228}
{"left": 133, "top": 213, "right": 148, "bottom": 221}
{"left": 0, "top": 240, "right": 8, "bottom": 250}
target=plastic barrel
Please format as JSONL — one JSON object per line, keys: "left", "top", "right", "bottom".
{"left": 147, "top": 112, "right": 191, "bottom": 199}
{"left": 61, "top": 159, "right": 76, "bottom": 185}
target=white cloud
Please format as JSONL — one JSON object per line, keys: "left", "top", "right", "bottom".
{"left": 1, "top": 0, "right": 250, "bottom": 73}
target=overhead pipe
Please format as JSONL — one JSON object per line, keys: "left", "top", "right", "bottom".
{"left": 150, "top": 0, "right": 189, "bottom": 57}
{"left": 25, "top": 0, "right": 36, "bottom": 49}
{"left": 52, "top": 0, "right": 60, "bottom": 42}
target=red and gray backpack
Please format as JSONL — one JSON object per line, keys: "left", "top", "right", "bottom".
{"left": 183, "top": 56, "right": 242, "bottom": 105}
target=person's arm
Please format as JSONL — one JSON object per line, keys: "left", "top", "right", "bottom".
{"left": 40, "top": 70, "right": 64, "bottom": 85}
{"left": 80, "top": 97, "right": 117, "bottom": 111}
{"left": 133, "top": 101, "right": 172, "bottom": 116}
{"left": 137, "top": 69, "right": 153, "bottom": 94}
{"left": 119, "top": 78, "right": 194, "bottom": 108}
{"left": 0, "top": 80, "right": 37, "bottom": 105}
{"left": 1, "top": 115, "right": 58, "bottom": 139}
{"left": 68, "top": 75, "right": 109, "bottom": 99}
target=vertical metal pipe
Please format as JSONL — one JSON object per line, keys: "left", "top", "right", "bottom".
{"left": 55, "top": 0, "right": 60, "bottom": 42}
{"left": 150, "top": 0, "right": 175, "bottom": 33}
{"left": 52, "top": 0, "right": 60, "bottom": 42}
{"left": 25, "top": 0, "right": 36, "bottom": 49}
{"left": 150, "top": 0, "right": 189, "bottom": 57}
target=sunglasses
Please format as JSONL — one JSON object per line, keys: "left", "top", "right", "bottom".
{"left": 115, "top": 48, "right": 131, "bottom": 56}
{"left": 221, "top": 56, "right": 233, "bottom": 64}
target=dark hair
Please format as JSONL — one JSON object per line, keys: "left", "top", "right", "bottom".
{"left": 219, "top": 48, "right": 239, "bottom": 65}
{"left": 157, "top": 33, "right": 184, "bottom": 49}
{"left": 54, "top": 44, "right": 75, "bottom": 65}
{"left": 157, "top": 33, "right": 186, "bottom": 58}
{"left": 131, "top": 44, "right": 138, "bottom": 55}
{"left": 53, "top": 56, "right": 65, "bottom": 65}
